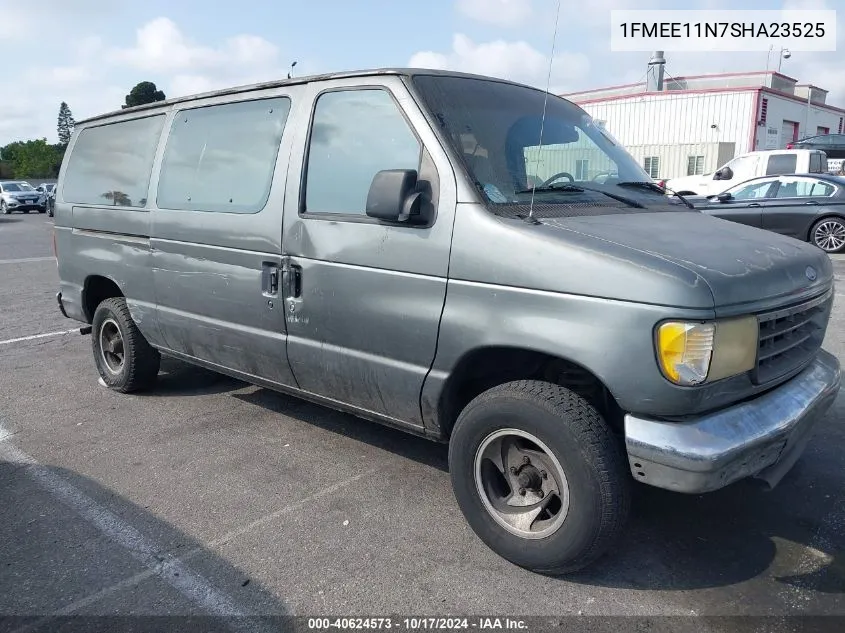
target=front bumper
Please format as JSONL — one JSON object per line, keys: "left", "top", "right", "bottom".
{"left": 624, "top": 349, "right": 841, "bottom": 494}
{"left": 7, "top": 202, "right": 45, "bottom": 211}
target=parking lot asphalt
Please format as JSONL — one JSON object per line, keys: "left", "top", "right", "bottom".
{"left": 1, "top": 212, "right": 844, "bottom": 628}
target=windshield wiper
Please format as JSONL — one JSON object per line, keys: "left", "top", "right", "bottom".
{"left": 616, "top": 181, "right": 695, "bottom": 209}
{"left": 515, "top": 183, "right": 644, "bottom": 209}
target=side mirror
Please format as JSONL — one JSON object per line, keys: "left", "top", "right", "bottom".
{"left": 715, "top": 167, "right": 733, "bottom": 181}
{"left": 365, "top": 169, "right": 426, "bottom": 224}
{"left": 716, "top": 192, "right": 732, "bottom": 202}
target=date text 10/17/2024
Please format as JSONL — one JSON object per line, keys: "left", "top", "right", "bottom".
{"left": 307, "top": 618, "right": 528, "bottom": 631}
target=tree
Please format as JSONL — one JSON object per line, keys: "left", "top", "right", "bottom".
{"left": 0, "top": 139, "right": 64, "bottom": 178}
{"left": 57, "top": 102, "right": 75, "bottom": 146}
{"left": 123, "top": 81, "right": 166, "bottom": 109}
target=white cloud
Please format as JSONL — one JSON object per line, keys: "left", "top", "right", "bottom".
{"left": 409, "top": 33, "right": 590, "bottom": 92}
{"left": 456, "top": 0, "right": 534, "bottom": 26}
{"left": 0, "top": 16, "right": 294, "bottom": 146}
{"left": 107, "top": 18, "right": 279, "bottom": 75}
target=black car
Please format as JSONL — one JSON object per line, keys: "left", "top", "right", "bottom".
{"left": 788, "top": 133, "right": 845, "bottom": 160}
{"left": 695, "top": 173, "right": 845, "bottom": 253}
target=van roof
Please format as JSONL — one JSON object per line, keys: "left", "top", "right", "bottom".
{"left": 76, "top": 68, "right": 539, "bottom": 125}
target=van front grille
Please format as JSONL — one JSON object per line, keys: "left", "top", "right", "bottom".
{"left": 752, "top": 289, "right": 832, "bottom": 385}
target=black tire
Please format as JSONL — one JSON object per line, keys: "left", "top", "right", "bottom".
{"left": 91, "top": 297, "right": 160, "bottom": 393}
{"left": 810, "top": 217, "right": 845, "bottom": 254}
{"left": 448, "top": 380, "right": 631, "bottom": 574}
{"left": 0, "top": 201, "right": 7, "bottom": 214}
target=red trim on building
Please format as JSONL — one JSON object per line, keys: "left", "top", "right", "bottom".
{"left": 561, "top": 70, "right": 799, "bottom": 98}
{"left": 567, "top": 85, "right": 845, "bottom": 116}
{"left": 569, "top": 86, "right": 758, "bottom": 105}
{"left": 759, "top": 87, "right": 845, "bottom": 114}
{"left": 750, "top": 88, "right": 762, "bottom": 151}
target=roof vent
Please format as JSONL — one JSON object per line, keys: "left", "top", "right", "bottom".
{"left": 647, "top": 51, "right": 666, "bottom": 92}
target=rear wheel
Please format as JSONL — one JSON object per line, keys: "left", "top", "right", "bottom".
{"left": 448, "top": 380, "right": 630, "bottom": 574}
{"left": 811, "top": 217, "right": 845, "bottom": 253}
{"left": 92, "top": 297, "right": 160, "bottom": 393}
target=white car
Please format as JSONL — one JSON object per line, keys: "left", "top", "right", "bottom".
{"left": 664, "top": 149, "right": 828, "bottom": 197}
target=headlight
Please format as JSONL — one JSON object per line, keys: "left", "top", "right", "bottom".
{"left": 656, "top": 317, "right": 758, "bottom": 386}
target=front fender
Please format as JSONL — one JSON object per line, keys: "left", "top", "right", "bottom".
{"left": 420, "top": 280, "right": 723, "bottom": 436}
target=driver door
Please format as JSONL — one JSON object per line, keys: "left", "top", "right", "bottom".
{"left": 703, "top": 177, "right": 779, "bottom": 228}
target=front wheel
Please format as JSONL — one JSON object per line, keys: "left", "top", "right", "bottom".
{"left": 810, "top": 217, "right": 845, "bottom": 254}
{"left": 92, "top": 297, "right": 160, "bottom": 393}
{"left": 0, "top": 202, "right": 8, "bottom": 214}
{"left": 448, "top": 380, "right": 630, "bottom": 574}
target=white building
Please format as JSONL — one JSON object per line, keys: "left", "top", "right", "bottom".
{"left": 562, "top": 54, "right": 845, "bottom": 181}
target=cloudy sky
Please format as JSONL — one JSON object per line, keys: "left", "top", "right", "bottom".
{"left": 2, "top": 0, "right": 841, "bottom": 146}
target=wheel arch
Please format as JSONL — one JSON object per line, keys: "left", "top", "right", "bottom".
{"left": 430, "top": 345, "right": 623, "bottom": 441}
{"left": 807, "top": 213, "right": 845, "bottom": 240}
{"left": 82, "top": 275, "right": 124, "bottom": 323}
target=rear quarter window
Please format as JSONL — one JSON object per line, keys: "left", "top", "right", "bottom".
{"left": 156, "top": 97, "right": 291, "bottom": 214}
{"left": 62, "top": 115, "right": 165, "bottom": 208}
{"left": 765, "top": 154, "right": 798, "bottom": 175}
{"left": 810, "top": 153, "right": 823, "bottom": 173}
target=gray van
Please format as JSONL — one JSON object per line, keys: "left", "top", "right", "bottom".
{"left": 53, "top": 68, "right": 841, "bottom": 574}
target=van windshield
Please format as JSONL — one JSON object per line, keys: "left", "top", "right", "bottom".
{"left": 411, "top": 74, "right": 655, "bottom": 210}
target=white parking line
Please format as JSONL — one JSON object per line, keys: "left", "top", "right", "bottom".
{"left": 0, "top": 424, "right": 254, "bottom": 629}
{"left": 0, "top": 421, "right": 375, "bottom": 626}
{"left": 0, "top": 256, "right": 54, "bottom": 265}
{"left": 0, "top": 329, "right": 78, "bottom": 346}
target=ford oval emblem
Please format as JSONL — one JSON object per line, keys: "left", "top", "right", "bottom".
{"left": 806, "top": 266, "right": 817, "bottom": 281}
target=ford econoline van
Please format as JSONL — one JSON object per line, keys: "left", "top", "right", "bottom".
{"left": 53, "top": 69, "right": 841, "bottom": 574}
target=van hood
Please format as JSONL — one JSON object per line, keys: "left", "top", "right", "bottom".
{"left": 540, "top": 211, "right": 833, "bottom": 313}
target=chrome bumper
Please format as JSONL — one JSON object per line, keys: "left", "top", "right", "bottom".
{"left": 624, "top": 350, "right": 841, "bottom": 494}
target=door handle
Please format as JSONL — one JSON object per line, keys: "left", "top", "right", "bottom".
{"left": 804, "top": 201, "right": 819, "bottom": 205}
{"left": 282, "top": 262, "right": 302, "bottom": 299}
{"left": 261, "top": 262, "right": 279, "bottom": 296}
{"left": 748, "top": 203, "right": 761, "bottom": 207}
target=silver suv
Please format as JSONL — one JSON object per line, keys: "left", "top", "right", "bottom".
{"left": 0, "top": 180, "right": 46, "bottom": 214}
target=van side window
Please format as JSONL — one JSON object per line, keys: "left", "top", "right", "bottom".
{"left": 810, "top": 153, "right": 822, "bottom": 173}
{"left": 304, "top": 89, "right": 420, "bottom": 215}
{"left": 765, "top": 154, "right": 797, "bottom": 175}
{"left": 62, "top": 115, "right": 165, "bottom": 208}
{"left": 157, "top": 97, "right": 291, "bottom": 214}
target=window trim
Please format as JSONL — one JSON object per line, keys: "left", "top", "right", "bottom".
{"left": 298, "top": 84, "right": 425, "bottom": 224}
{"left": 155, "top": 95, "right": 292, "bottom": 215}
{"left": 686, "top": 155, "right": 705, "bottom": 176}
{"left": 61, "top": 112, "right": 167, "bottom": 211}
{"left": 643, "top": 156, "right": 659, "bottom": 179}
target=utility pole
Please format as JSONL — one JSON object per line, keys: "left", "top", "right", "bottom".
{"left": 805, "top": 86, "right": 812, "bottom": 139}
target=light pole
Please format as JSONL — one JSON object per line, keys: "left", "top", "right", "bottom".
{"left": 287, "top": 61, "right": 298, "bottom": 79}
{"left": 766, "top": 46, "right": 791, "bottom": 74}
{"left": 778, "top": 48, "right": 791, "bottom": 73}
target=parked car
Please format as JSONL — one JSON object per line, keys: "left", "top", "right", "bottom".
{"left": 694, "top": 173, "right": 845, "bottom": 253}
{"left": 0, "top": 180, "right": 46, "bottom": 214}
{"left": 788, "top": 133, "right": 845, "bottom": 159}
{"left": 37, "top": 183, "right": 57, "bottom": 216}
{"left": 664, "top": 149, "right": 828, "bottom": 196}
{"left": 53, "top": 68, "right": 840, "bottom": 574}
